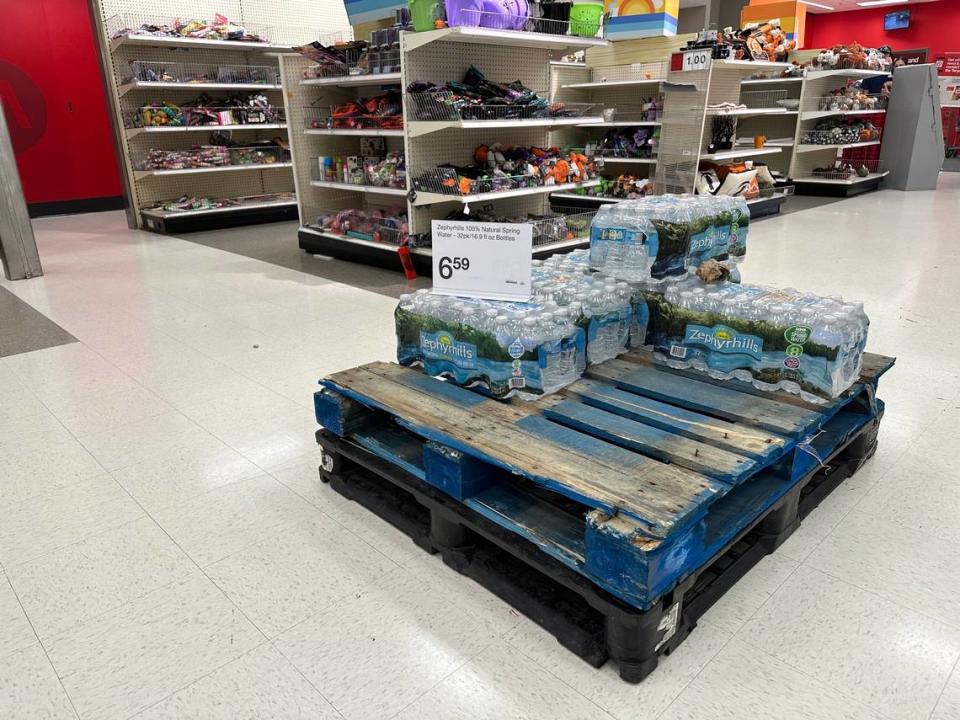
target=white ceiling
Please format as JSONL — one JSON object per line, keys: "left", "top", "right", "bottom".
{"left": 800, "top": 0, "right": 940, "bottom": 13}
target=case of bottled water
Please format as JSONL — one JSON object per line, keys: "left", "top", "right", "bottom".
{"left": 590, "top": 194, "right": 750, "bottom": 281}
{"left": 532, "top": 250, "right": 639, "bottom": 365}
{"left": 395, "top": 290, "right": 587, "bottom": 400}
{"left": 636, "top": 274, "right": 870, "bottom": 402}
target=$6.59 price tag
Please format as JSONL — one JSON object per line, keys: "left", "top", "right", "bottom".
{"left": 431, "top": 220, "right": 533, "bottom": 301}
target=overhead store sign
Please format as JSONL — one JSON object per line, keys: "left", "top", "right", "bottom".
{"left": 344, "top": 0, "right": 406, "bottom": 25}
{"left": 431, "top": 220, "right": 533, "bottom": 301}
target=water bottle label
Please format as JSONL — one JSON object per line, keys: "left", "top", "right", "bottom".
{"left": 591, "top": 227, "right": 649, "bottom": 245}
{"left": 508, "top": 339, "right": 525, "bottom": 359}
{"left": 669, "top": 344, "right": 689, "bottom": 359}
{"left": 683, "top": 324, "right": 764, "bottom": 360}
{"left": 419, "top": 331, "right": 478, "bottom": 369}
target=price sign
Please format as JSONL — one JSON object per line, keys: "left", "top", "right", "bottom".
{"left": 682, "top": 49, "right": 712, "bottom": 72}
{"left": 431, "top": 220, "right": 533, "bottom": 301}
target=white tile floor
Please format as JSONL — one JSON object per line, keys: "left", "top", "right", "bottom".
{"left": 2, "top": 175, "right": 959, "bottom": 720}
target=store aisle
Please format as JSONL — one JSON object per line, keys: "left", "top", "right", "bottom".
{"left": 2, "top": 175, "right": 960, "bottom": 720}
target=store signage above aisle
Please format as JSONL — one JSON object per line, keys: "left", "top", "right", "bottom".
{"left": 431, "top": 220, "right": 532, "bottom": 301}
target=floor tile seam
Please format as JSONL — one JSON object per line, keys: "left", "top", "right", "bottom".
{"left": 119, "top": 639, "right": 275, "bottom": 720}
{"left": 1, "top": 572, "right": 83, "bottom": 719}
{"left": 267, "top": 468, "right": 406, "bottom": 572}
{"left": 732, "top": 633, "right": 903, "bottom": 720}
{"left": 31, "top": 406, "right": 276, "bottom": 649}
{"left": 267, "top": 637, "right": 357, "bottom": 720}
{"left": 194, "top": 419, "right": 315, "bottom": 475}
{"left": 383, "top": 631, "right": 515, "bottom": 720}
{"left": 709, "top": 558, "right": 804, "bottom": 637}
{"left": 109, "top": 463, "right": 267, "bottom": 515}
{"left": 927, "top": 654, "right": 960, "bottom": 720}
{"left": 795, "top": 561, "right": 960, "bottom": 635}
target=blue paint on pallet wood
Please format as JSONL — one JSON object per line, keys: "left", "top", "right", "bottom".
{"left": 314, "top": 390, "right": 352, "bottom": 436}
{"left": 370, "top": 368, "right": 489, "bottom": 408}
{"left": 567, "top": 379, "right": 788, "bottom": 460}
{"left": 323, "top": 379, "right": 674, "bottom": 538}
{"left": 543, "top": 401, "right": 758, "bottom": 484}
{"left": 352, "top": 426, "right": 427, "bottom": 482}
{"left": 591, "top": 364, "right": 823, "bottom": 437}
{"left": 514, "top": 414, "right": 723, "bottom": 534}
{"left": 423, "top": 442, "right": 497, "bottom": 501}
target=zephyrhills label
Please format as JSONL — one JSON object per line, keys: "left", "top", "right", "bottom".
{"left": 420, "top": 331, "right": 477, "bottom": 369}
{"left": 684, "top": 324, "right": 763, "bottom": 360}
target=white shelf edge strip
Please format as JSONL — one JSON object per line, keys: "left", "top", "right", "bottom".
{"left": 136, "top": 162, "right": 292, "bottom": 177}
{"left": 412, "top": 179, "right": 600, "bottom": 206}
{"left": 310, "top": 180, "right": 408, "bottom": 196}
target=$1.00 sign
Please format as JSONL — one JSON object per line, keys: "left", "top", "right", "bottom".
{"left": 431, "top": 220, "right": 533, "bottom": 301}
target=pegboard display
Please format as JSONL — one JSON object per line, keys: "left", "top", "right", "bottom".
{"left": 92, "top": 0, "right": 352, "bottom": 230}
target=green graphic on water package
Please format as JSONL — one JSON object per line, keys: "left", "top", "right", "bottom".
{"left": 784, "top": 325, "right": 812, "bottom": 344}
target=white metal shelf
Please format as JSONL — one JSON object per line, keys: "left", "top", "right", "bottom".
{"left": 699, "top": 146, "right": 782, "bottom": 161}
{"left": 801, "top": 109, "right": 887, "bottom": 121}
{"left": 127, "top": 123, "right": 287, "bottom": 138}
{"left": 741, "top": 77, "right": 803, "bottom": 86}
{"left": 300, "top": 72, "right": 402, "bottom": 88}
{"left": 598, "top": 157, "right": 657, "bottom": 165}
{"left": 134, "top": 162, "right": 292, "bottom": 179}
{"left": 407, "top": 116, "right": 602, "bottom": 138}
{"left": 310, "top": 180, "right": 408, "bottom": 196}
{"left": 550, "top": 192, "right": 618, "bottom": 204}
{"left": 705, "top": 107, "right": 792, "bottom": 117}
{"left": 301, "top": 226, "right": 432, "bottom": 256}
{"left": 118, "top": 81, "right": 282, "bottom": 97}
{"left": 578, "top": 121, "right": 661, "bottom": 128}
{"left": 141, "top": 197, "right": 296, "bottom": 219}
{"left": 412, "top": 179, "right": 601, "bottom": 207}
{"left": 561, "top": 78, "right": 663, "bottom": 90}
{"left": 805, "top": 69, "right": 890, "bottom": 81}
{"left": 110, "top": 34, "right": 286, "bottom": 53}
{"left": 402, "top": 26, "right": 608, "bottom": 53}
{"left": 796, "top": 171, "right": 888, "bottom": 185}
{"left": 304, "top": 128, "right": 404, "bottom": 137}
{"left": 796, "top": 140, "right": 881, "bottom": 153}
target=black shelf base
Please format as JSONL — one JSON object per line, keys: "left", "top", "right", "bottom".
{"left": 141, "top": 204, "right": 298, "bottom": 234}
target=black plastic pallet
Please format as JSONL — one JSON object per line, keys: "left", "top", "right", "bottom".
{"left": 316, "top": 405, "right": 881, "bottom": 683}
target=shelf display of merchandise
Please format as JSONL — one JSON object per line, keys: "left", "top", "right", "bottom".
{"left": 807, "top": 43, "right": 893, "bottom": 74}
{"left": 312, "top": 208, "right": 411, "bottom": 246}
{"left": 679, "top": 24, "right": 796, "bottom": 63}
{"left": 800, "top": 119, "right": 881, "bottom": 147}
{"left": 305, "top": 92, "right": 403, "bottom": 131}
{"left": 298, "top": 34, "right": 401, "bottom": 80}
{"left": 313, "top": 150, "right": 407, "bottom": 190}
{"left": 406, "top": 66, "right": 599, "bottom": 125}
{"left": 411, "top": 144, "right": 597, "bottom": 198}
{"left": 143, "top": 192, "right": 296, "bottom": 216}
{"left": 590, "top": 127, "right": 658, "bottom": 160}
{"left": 136, "top": 141, "right": 289, "bottom": 171}
{"left": 129, "top": 93, "right": 283, "bottom": 130}
{"left": 100, "top": 9, "right": 295, "bottom": 232}
{"left": 107, "top": 13, "right": 274, "bottom": 46}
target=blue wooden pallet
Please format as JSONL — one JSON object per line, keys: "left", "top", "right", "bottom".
{"left": 315, "top": 351, "right": 893, "bottom": 610}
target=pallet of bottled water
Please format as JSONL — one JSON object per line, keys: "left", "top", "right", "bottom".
{"left": 532, "top": 250, "right": 636, "bottom": 365}
{"left": 396, "top": 290, "right": 587, "bottom": 400}
{"left": 636, "top": 274, "right": 869, "bottom": 402}
{"left": 590, "top": 195, "right": 750, "bottom": 282}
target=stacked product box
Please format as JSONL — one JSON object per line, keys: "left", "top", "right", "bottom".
{"left": 635, "top": 276, "right": 869, "bottom": 402}
{"left": 394, "top": 250, "right": 642, "bottom": 399}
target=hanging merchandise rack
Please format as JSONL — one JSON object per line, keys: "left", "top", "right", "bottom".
{"left": 97, "top": 11, "right": 298, "bottom": 232}
{"left": 789, "top": 67, "right": 890, "bottom": 196}
{"left": 285, "top": 15, "right": 609, "bottom": 274}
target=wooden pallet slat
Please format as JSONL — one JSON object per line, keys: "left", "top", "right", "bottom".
{"left": 543, "top": 400, "right": 759, "bottom": 483}
{"left": 322, "top": 365, "right": 718, "bottom": 537}
{"left": 587, "top": 360, "right": 824, "bottom": 437}
{"left": 563, "top": 378, "right": 787, "bottom": 459}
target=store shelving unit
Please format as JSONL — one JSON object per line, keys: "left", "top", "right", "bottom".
{"left": 550, "top": 60, "right": 667, "bottom": 205}
{"left": 285, "top": 23, "right": 609, "bottom": 273}
{"left": 789, "top": 67, "right": 890, "bottom": 196}
{"left": 654, "top": 59, "right": 798, "bottom": 217}
{"left": 98, "top": 13, "right": 298, "bottom": 231}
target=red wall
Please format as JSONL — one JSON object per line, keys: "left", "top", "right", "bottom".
{"left": 805, "top": 0, "right": 960, "bottom": 60}
{"left": 0, "top": 0, "right": 122, "bottom": 206}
